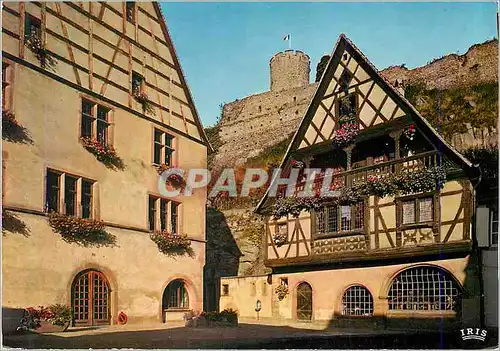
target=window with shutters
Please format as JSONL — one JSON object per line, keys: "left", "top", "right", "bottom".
{"left": 315, "top": 202, "right": 364, "bottom": 237}
{"left": 45, "top": 169, "right": 95, "bottom": 218}
{"left": 400, "top": 196, "right": 434, "bottom": 227}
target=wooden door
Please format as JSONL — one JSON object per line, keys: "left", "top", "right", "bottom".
{"left": 72, "top": 270, "right": 110, "bottom": 326}
{"left": 296, "top": 283, "right": 312, "bottom": 321}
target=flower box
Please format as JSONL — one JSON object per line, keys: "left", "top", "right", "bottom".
{"left": 48, "top": 212, "right": 116, "bottom": 247}
{"left": 150, "top": 230, "right": 192, "bottom": 256}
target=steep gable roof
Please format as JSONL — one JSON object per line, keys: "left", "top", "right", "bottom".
{"left": 256, "top": 34, "right": 477, "bottom": 213}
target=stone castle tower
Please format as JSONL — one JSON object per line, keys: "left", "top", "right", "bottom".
{"left": 270, "top": 50, "right": 311, "bottom": 91}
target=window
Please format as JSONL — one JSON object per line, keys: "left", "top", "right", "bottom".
{"left": 81, "top": 180, "right": 93, "bottom": 219}
{"left": 315, "top": 202, "right": 364, "bottom": 236}
{"left": 148, "top": 195, "right": 180, "bottom": 233}
{"left": 132, "top": 71, "right": 144, "bottom": 95}
{"left": 171, "top": 202, "right": 178, "bottom": 234}
{"left": 401, "top": 197, "right": 434, "bottom": 225}
{"left": 342, "top": 285, "right": 373, "bottom": 316}
{"left": 388, "top": 266, "right": 460, "bottom": 312}
{"left": 338, "top": 93, "right": 357, "bottom": 123}
{"left": 24, "top": 13, "right": 41, "bottom": 43}
{"left": 153, "top": 129, "right": 175, "bottom": 166}
{"left": 339, "top": 69, "right": 353, "bottom": 92}
{"left": 276, "top": 223, "right": 287, "bottom": 239}
{"left": 46, "top": 170, "right": 61, "bottom": 212}
{"left": 490, "top": 208, "right": 498, "bottom": 246}
{"left": 148, "top": 196, "right": 156, "bottom": 231}
{"left": 2, "top": 62, "right": 12, "bottom": 110}
{"left": 163, "top": 280, "right": 189, "bottom": 309}
{"left": 81, "top": 99, "right": 111, "bottom": 144}
{"left": 125, "top": 2, "right": 135, "bottom": 23}
{"left": 222, "top": 284, "right": 229, "bottom": 296}
{"left": 45, "top": 169, "right": 94, "bottom": 218}
{"left": 65, "top": 176, "right": 77, "bottom": 216}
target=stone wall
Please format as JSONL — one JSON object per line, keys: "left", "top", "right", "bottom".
{"left": 215, "top": 83, "right": 318, "bottom": 167}
{"left": 381, "top": 39, "right": 498, "bottom": 90}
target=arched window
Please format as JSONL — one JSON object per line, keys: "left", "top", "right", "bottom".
{"left": 342, "top": 285, "right": 373, "bottom": 316}
{"left": 296, "top": 282, "right": 313, "bottom": 321}
{"left": 163, "top": 279, "right": 189, "bottom": 310}
{"left": 72, "top": 270, "right": 110, "bottom": 326}
{"left": 388, "top": 266, "right": 460, "bottom": 312}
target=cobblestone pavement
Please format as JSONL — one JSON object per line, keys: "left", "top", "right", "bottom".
{"left": 2, "top": 323, "right": 498, "bottom": 349}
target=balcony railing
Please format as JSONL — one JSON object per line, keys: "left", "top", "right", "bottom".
{"left": 294, "top": 150, "right": 440, "bottom": 195}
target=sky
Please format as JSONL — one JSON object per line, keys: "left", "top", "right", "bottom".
{"left": 161, "top": 2, "right": 497, "bottom": 127}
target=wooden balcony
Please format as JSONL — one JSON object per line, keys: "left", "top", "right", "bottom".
{"left": 294, "top": 150, "right": 440, "bottom": 195}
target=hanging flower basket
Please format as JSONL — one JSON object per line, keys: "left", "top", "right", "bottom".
{"left": 275, "top": 285, "right": 289, "bottom": 301}
{"left": 25, "top": 31, "right": 56, "bottom": 70}
{"left": 48, "top": 212, "right": 116, "bottom": 247}
{"left": 272, "top": 231, "right": 288, "bottom": 247}
{"left": 150, "top": 230, "right": 192, "bottom": 256}
{"left": 332, "top": 123, "right": 359, "bottom": 149}
{"left": 133, "top": 89, "right": 155, "bottom": 115}
{"left": 80, "top": 137, "right": 124, "bottom": 170}
{"left": 404, "top": 123, "right": 416, "bottom": 141}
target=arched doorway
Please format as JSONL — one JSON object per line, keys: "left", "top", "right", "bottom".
{"left": 163, "top": 279, "right": 189, "bottom": 311}
{"left": 296, "top": 282, "right": 312, "bottom": 321}
{"left": 72, "top": 270, "right": 110, "bottom": 326}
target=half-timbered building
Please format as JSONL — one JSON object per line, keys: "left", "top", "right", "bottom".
{"left": 2, "top": 2, "right": 210, "bottom": 330}
{"left": 220, "top": 34, "right": 481, "bottom": 329}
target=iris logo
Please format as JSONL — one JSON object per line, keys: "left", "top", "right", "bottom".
{"left": 459, "top": 328, "right": 487, "bottom": 342}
